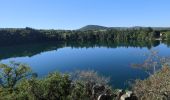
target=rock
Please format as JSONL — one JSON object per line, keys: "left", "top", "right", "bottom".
{"left": 97, "top": 89, "right": 138, "bottom": 100}
{"left": 125, "top": 93, "right": 138, "bottom": 100}
{"left": 120, "top": 91, "right": 132, "bottom": 100}
{"left": 120, "top": 91, "right": 138, "bottom": 100}
{"left": 97, "top": 94, "right": 116, "bottom": 100}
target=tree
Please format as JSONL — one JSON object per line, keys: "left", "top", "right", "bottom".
{"left": 0, "top": 61, "right": 32, "bottom": 99}
{"left": 71, "top": 70, "right": 112, "bottom": 99}
{"left": 20, "top": 72, "right": 72, "bottom": 100}
{"left": 0, "top": 61, "right": 32, "bottom": 90}
{"left": 132, "top": 50, "right": 170, "bottom": 75}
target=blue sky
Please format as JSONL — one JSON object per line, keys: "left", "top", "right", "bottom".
{"left": 0, "top": 0, "right": 170, "bottom": 29}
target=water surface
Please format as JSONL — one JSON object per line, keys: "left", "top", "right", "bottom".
{"left": 0, "top": 41, "right": 170, "bottom": 88}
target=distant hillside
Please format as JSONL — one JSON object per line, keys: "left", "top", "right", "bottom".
{"left": 1, "top": 25, "right": 170, "bottom": 31}
{"left": 79, "top": 25, "right": 108, "bottom": 31}
{"left": 152, "top": 27, "right": 170, "bottom": 31}
{"left": 79, "top": 25, "right": 170, "bottom": 31}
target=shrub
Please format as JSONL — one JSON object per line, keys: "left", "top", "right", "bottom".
{"left": 133, "top": 65, "right": 170, "bottom": 100}
{"left": 0, "top": 63, "right": 112, "bottom": 100}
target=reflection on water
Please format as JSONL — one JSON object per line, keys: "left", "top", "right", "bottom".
{"left": 0, "top": 40, "right": 161, "bottom": 60}
{"left": 0, "top": 40, "right": 170, "bottom": 88}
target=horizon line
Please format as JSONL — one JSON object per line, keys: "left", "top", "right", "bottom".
{"left": 0, "top": 25, "right": 170, "bottom": 30}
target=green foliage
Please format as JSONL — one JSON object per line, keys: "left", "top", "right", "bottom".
{"left": 0, "top": 27, "right": 165, "bottom": 45}
{"left": 0, "top": 61, "right": 32, "bottom": 99}
{"left": 0, "top": 61, "right": 31, "bottom": 89}
{"left": 165, "top": 31, "right": 170, "bottom": 39}
{"left": 16, "top": 72, "right": 72, "bottom": 100}
{"left": 0, "top": 63, "right": 111, "bottom": 100}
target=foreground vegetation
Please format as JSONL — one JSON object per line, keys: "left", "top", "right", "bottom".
{"left": 0, "top": 62, "right": 114, "bottom": 100}
{"left": 133, "top": 65, "right": 170, "bottom": 100}
{"left": 0, "top": 27, "right": 170, "bottom": 45}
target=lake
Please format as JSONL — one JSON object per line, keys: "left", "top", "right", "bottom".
{"left": 0, "top": 41, "right": 170, "bottom": 89}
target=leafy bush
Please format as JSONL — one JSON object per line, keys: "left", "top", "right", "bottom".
{"left": 16, "top": 72, "right": 72, "bottom": 100}
{"left": 0, "top": 61, "right": 32, "bottom": 99}
{"left": 0, "top": 62, "right": 111, "bottom": 100}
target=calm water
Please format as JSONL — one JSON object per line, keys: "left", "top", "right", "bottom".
{"left": 0, "top": 41, "right": 170, "bottom": 88}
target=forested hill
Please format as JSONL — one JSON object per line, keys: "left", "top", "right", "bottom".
{"left": 78, "top": 25, "right": 109, "bottom": 31}
{"left": 0, "top": 26, "right": 170, "bottom": 45}
{"left": 78, "top": 25, "right": 170, "bottom": 31}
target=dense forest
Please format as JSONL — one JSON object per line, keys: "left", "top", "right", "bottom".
{"left": 0, "top": 26, "right": 170, "bottom": 45}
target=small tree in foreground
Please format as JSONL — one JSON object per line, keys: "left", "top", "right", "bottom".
{"left": 0, "top": 61, "right": 32, "bottom": 99}
{"left": 0, "top": 61, "right": 31, "bottom": 92}
{"left": 71, "top": 70, "right": 112, "bottom": 99}
{"left": 132, "top": 50, "right": 170, "bottom": 75}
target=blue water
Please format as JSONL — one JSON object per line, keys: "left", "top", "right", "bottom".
{"left": 0, "top": 43, "right": 170, "bottom": 88}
